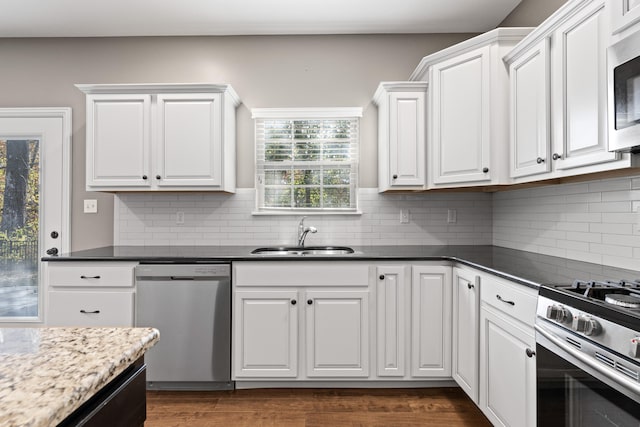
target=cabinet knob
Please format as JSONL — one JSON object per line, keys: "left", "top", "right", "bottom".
{"left": 142, "top": 175, "right": 148, "bottom": 180}
{"left": 50, "top": 231, "right": 59, "bottom": 239}
{"left": 379, "top": 274, "right": 385, "bottom": 280}
{"left": 526, "top": 348, "right": 536, "bottom": 358}
{"left": 392, "top": 174, "right": 398, "bottom": 179}
{"left": 536, "top": 157, "right": 545, "bottom": 164}
{"left": 291, "top": 299, "right": 297, "bottom": 305}
{"left": 156, "top": 175, "right": 161, "bottom": 180}
{"left": 46, "top": 247, "right": 58, "bottom": 256}
{"left": 552, "top": 153, "right": 562, "bottom": 160}
{"left": 307, "top": 299, "right": 313, "bottom": 305}
{"left": 482, "top": 167, "right": 489, "bottom": 173}
{"left": 467, "top": 283, "right": 474, "bottom": 289}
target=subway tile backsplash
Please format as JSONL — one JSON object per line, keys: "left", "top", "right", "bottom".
{"left": 115, "top": 189, "right": 493, "bottom": 247}
{"left": 115, "top": 175, "right": 640, "bottom": 270}
{"left": 493, "top": 175, "right": 640, "bottom": 271}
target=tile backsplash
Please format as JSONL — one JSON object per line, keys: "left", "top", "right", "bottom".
{"left": 115, "top": 175, "right": 640, "bottom": 270}
{"left": 493, "top": 175, "right": 640, "bottom": 271}
{"left": 115, "top": 189, "right": 493, "bottom": 247}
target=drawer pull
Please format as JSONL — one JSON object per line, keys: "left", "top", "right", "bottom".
{"left": 80, "top": 309, "right": 101, "bottom": 314}
{"left": 80, "top": 275, "right": 101, "bottom": 279}
{"left": 496, "top": 294, "right": 515, "bottom": 306}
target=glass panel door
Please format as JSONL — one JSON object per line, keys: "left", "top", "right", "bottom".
{"left": 0, "top": 139, "right": 40, "bottom": 317}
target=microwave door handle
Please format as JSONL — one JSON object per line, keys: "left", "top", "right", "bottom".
{"left": 535, "top": 324, "right": 640, "bottom": 401}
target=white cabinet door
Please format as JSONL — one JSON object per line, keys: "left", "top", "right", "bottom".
{"left": 376, "top": 266, "right": 406, "bottom": 377}
{"left": 86, "top": 94, "right": 151, "bottom": 188}
{"left": 552, "top": 1, "right": 619, "bottom": 170}
{"left": 410, "top": 265, "right": 452, "bottom": 377}
{"left": 480, "top": 308, "right": 536, "bottom": 427}
{"left": 305, "top": 290, "right": 369, "bottom": 378}
{"left": 233, "top": 290, "right": 298, "bottom": 378}
{"left": 452, "top": 268, "right": 480, "bottom": 403}
{"left": 509, "top": 38, "right": 551, "bottom": 179}
{"left": 156, "top": 93, "right": 222, "bottom": 187}
{"left": 431, "top": 46, "right": 491, "bottom": 185}
{"left": 389, "top": 91, "right": 426, "bottom": 188}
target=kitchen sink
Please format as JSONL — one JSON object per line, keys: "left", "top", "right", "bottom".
{"left": 251, "top": 246, "right": 355, "bottom": 256}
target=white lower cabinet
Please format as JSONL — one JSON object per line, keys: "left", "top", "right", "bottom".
{"left": 45, "top": 261, "right": 138, "bottom": 326}
{"left": 375, "top": 264, "right": 452, "bottom": 380}
{"left": 232, "top": 262, "right": 371, "bottom": 381}
{"left": 479, "top": 274, "right": 537, "bottom": 427}
{"left": 452, "top": 267, "right": 480, "bottom": 403}
{"left": 234, "top": 290, "right": 298, "bottom": 378}
{"left": 305, "top": 290, "right": 369, "bottom": 377}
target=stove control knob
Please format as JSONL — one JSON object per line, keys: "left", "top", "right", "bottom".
{"left": 546, "top": 305, "right": 572, "bottom": 324}
{"left": 631, "top": 338, "right": 640, "bottom": 359}
{"left": 572, "top": 315, "right": 601, "bottom": 336}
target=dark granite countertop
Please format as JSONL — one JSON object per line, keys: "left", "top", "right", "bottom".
{"left": 43, "top": 245, "right": 640, "bottom": 290}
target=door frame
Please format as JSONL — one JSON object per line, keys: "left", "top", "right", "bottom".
{"left": 0, "top": 107, "right": 72, "bottom": 324}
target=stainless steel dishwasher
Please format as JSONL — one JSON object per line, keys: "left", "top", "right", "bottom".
{"left": 135, "top": 264, "right": 233, "bottom": 390}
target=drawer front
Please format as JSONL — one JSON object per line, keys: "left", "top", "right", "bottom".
{"left": 48, "top": 291, "right": 134, "bottom": 326}
{"left": 234, "top": 262, "right": 369, "bottom": 287}
{"left": 48, "top": 262, "right": 137, "bottom": 288}
{"left": 481, "top": 276, "right": 537, "bottom": 327}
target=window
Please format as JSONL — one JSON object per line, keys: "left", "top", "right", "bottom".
{"left": 253, "top": 108, "right": 361, "bottom": 213}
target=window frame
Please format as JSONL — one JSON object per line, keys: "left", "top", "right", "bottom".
{"left": 252, "top": 107, "right": 362, "bottom": 215}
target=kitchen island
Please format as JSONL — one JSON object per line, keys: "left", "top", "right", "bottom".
{"left": 0, "top": 327, "right": 159, "bottom": 427}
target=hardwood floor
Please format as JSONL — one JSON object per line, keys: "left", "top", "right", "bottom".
{"left": 146, "top": 387, "right": 491, "bottom": 426}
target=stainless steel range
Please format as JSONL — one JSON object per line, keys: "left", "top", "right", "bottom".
{"left": 535, "top": 279, "right": 640, "bottom": 426}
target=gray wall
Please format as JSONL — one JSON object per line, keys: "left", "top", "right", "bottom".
{"left": 0, "top": 0, "right": 566, "bottom": 251}
{"left": 500, "top": 0, "right": 568, "bottom": 26}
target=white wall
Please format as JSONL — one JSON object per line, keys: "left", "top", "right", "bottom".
{"left": 115, "top": 189, "right": 492, "bottom": 246}
{"left": 493, "top": 175, "right": 640, "bottom": 270}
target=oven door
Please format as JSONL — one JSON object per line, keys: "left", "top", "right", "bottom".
{"left": 536, "top": 324, "right": 640, "bottom": 426}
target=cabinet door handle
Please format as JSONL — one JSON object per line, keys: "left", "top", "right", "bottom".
{"left": 552, "top": 153, "right": 562, "bottom": 160}
{"left": 291, "top": 299, "right": 297, "bottom": 305}
{"left": 80, "top": 309, "right": 100, "bottom": 314}
{"left": 307, "top": 299, "right": 313, "bottom": 305}
{"left": 142, "top": 175, "right": 148, "bottom": 180}
{"left": 467, "top": 283, "right": 474, "bottom": 289}
{"left": 379, "top": 274, "right": 385, "bottom": 280}
{"left": 536, "top": 157, "right": 545, "bottom": 164}
{"left": 526, "top": 348, "right": 536, "bottom": 358}
{"left": 156, "top": 175, "right": 162, "bottom": 180}
{"left": 482, "top": 167, "right": 489, "bottom": 173}
{"left": 496, "top": 294, "right": 515, "bottom": 306}
{"left": 80, "top": 275, "right": 101, "bottom": 279}
{"left": 392, "top": 174, "right": 398, "bottom": 179}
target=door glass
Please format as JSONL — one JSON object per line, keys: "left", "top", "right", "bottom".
{"left": 0, "top": 139, "right": 39, "bottom": 318}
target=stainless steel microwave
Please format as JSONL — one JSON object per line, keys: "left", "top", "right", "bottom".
{"left": 608, "top": 30, "right": 640, "bottom": 153}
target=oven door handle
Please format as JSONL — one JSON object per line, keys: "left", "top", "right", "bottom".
{"left": 535, "top": 323, "right": 640, "bottom": 401}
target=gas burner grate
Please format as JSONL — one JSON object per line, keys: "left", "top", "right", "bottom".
{"left": 571, "top": 279, "right": 640, "bottom": 299}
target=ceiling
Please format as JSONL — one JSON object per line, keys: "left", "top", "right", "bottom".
{"left": 0, "top": 0, "right": 523, "bottom": 37}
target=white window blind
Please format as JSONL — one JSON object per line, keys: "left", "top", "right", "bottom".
{"left": 253, "top": 108, "right": 361, "bottom": 213}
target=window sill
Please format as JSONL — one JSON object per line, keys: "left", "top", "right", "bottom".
{"left": 252, "top": 210, "right": 363, "bottom": 216}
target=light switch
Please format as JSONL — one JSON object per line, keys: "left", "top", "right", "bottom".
{"left": 83, "top": 199, "right": 98, "bottom": 214}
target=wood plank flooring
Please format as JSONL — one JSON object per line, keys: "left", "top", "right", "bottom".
{"left": 146, "top": 387, "right": 491, "bottom": 426}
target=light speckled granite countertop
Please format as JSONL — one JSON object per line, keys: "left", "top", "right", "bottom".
{"left": 0, "top": 327, "right": 159, "bottom": 427}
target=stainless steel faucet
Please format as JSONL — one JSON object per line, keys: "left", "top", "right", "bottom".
{"left": 297, "top": 216, "right": 317, "bottom": 247}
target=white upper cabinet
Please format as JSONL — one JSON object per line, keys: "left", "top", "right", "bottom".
{"left": 410, "top": 28, "right": 532, "bottom": 188}
{"left": 509, "top": 39, "right": 551, "bottom": 178}
{"left": 505, "top": 0, "right": 636, "bottom": 184}
{"left": 77, "top": 83, "right": 240, "bottom": 192}
{"left": 374, "top": 82, "right": 427, "bottom": 191}
{"left": 610, "top": 0, "right": 640, "bottom": 37}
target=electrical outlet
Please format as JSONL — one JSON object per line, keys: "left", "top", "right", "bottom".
{"left": 83, "top": 199, "right": 97, "bottom": 214}
{"left": 400, "top": 209, "right": 410, "bottom": 224}
{"left": 447, "top": 209, "right": 457, "bottom": 224}
{"left": 176, "top": 211, "right": 185, "bottom": 225}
